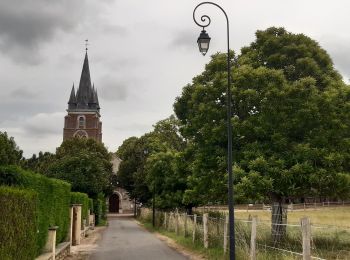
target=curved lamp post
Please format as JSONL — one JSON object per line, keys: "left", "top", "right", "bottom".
{"left": 193, "top": 2, "right": 235, "bottom": 259}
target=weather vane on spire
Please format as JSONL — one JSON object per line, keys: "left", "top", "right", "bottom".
{"left": 85, "top": 39, "right": 89, "bottom": 52}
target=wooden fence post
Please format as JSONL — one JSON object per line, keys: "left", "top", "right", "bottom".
{"left": 184, "top": 213, "right": 188, "bottom": 237}
{"left": 301, "top": 217, "right": 311, "bottom": 260}
{"left": 164, "top": 212, "right": 167, "bottom": 229}
{"left": 223, "top": 214, "right": 228, "bottom": 254}
{"left": 203, "top": 213, "right": 208, "bottom": 248}
{"left": 250, "top": 216, "right": 257, "bottom": 260}
{"left": 193, "top": 214, "right": 197, "bottom": 243}
{"left": 175, "top": 212, "right": 179, "bottom": 235}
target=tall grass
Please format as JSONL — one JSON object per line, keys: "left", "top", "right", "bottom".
{"left": 139, "top": 207, "right": 350, "bottom": 259}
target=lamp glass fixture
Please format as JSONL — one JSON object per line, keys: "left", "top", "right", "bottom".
{"left": 197, "top": 29, "right": 211, "bottom": 56}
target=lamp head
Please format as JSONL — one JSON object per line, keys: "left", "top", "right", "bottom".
{"left": 197, "top": 29, "right": 211, "bottom": 56}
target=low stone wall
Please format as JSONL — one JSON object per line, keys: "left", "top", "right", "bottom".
{"left": 35, "top": 242, "right": 70, "bottom": 260}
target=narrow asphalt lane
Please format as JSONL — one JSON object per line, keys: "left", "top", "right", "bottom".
{"left": 89, "top": 215, "right": 188, "bottom": 260}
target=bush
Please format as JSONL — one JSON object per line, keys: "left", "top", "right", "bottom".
{"left": 89, "top": 198, "right": 94, "bottom": 212}
{"left": 93, "top": 193, "right": 106, "bottom": 225}
{"left": 0, "top": 165, "right": 71, "bottom": 255}
{"left": 0, "top": 186, "right": 38, "bottom": 260}
{"left": 70, "top": 192, "right": 90, "bottom": 228}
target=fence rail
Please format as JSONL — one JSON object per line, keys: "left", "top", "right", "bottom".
{"left": 194, "top": 201, "right": 350, "bottom": 212}
{"left": 138, "top": 208, "right": 350, "bottom": 260}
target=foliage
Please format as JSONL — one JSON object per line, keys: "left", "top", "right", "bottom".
{"left": 47, "top": 138, "right": 113, "bottom": 198}
{"left": 0, "top": 165, "right": 71, "bottom": 255}
{"left": 174, "top": 27, "right": 350, "bottom": 204}
{"left": 0, "top": 132, "right": 23, "bottom": 166}
{"left": 145, "top": 151, "right": 190, "bottom": 210}
{"left": 0, "top": 186, "right": 38, "bottom": 260}
{"left": 93, "top": 193, "right": 106, "bottom": 225}
{"left": 117, "top": 115, "right": 190, "bottom": 209}
{"left": 71, "top": 192, "right": 90, "bottom": 227}
{"left": 21, "top": 151, "right": 55, "bottom": 175}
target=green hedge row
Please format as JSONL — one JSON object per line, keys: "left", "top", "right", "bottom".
{"left": 70, "top": 192, "right": 90, "bottom": 228}
{"left": 0, "top": 165, "right": 71, "bottom": 255}
{"left": 0, "top": 186, "right": 38, "bottom": 260}
{"left": 93, "top": 193, "right": 106, "bottom": 225}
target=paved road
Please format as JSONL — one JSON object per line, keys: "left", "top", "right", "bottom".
{"left": 89, "top": 215, "right": 188, "bottom": 260}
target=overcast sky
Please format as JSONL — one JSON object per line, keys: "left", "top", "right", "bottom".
{"left": 1, "top": 0, "right": 350, "bottom": 157}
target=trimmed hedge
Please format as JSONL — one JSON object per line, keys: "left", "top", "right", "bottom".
{"left": 70, "top": 192, "right": 89, "bottom": 227}
{"left": 0, "top": 165, "right": 71, "bottom": 255}
{"left": 93, "top": 193, "right": 107, "bottom": 225}
{"left": 0, "top": 186, "right": 38, "bottom": 260}
{"left": 89, "top": 198, "right": 94, "bottom": 212}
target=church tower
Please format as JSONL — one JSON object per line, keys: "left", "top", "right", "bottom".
{"left": 63, "top": 51, "right": 102, "bottom": 142}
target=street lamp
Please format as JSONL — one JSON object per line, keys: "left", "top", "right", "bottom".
{"left": 197, "top": 29, "right": 211, "bottom": 55}
{"left": 193, "top": 2, "right": 235, "bottom": 259}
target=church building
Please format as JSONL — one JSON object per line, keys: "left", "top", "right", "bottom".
{"left": 63, "top": 51, "right": 102, "bottom": 142}
{"left": 62, "top": 49, "right": 134, "bottom": 214}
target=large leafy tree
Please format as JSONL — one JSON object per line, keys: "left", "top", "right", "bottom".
{"left": 21, "top": 151, "right": 55, "bottom": 174}
{"left": 117, "top": 136, "right": 151, "bottom": 204}
{"left": 174, "top": 27, "right": 350, "bottom": 205}
{"left": 0, "top": 132, "right": 23, "bottom": 166}
{"left": 117, "top": 116, "right": 189, "bottom": 208}
{"left": 47, "top": 138, "right": 113, "bottom": 198}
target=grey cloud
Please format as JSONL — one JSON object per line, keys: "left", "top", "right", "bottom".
{"left": 0, "top": 99, "right": 60, "bottom": 122}
{"left": 23, "top": 112, "right": 64, "bottom": 137}
{"left": 98, "top": 76, "right": 128, "bottom": 101}
{"left": 320, "top": 36, "right": 350, "bottom": 81}
{"left": 10, "top": 88, "right": 37, "bottom": 99}
{"left": 102, "top": 24, "right": 128, "bottom": 36}
{"left": 0, "top": 0, "right": 88, "bottom": 64}
{"left": 169, "top": 30, "right": 196, "bottom": 51}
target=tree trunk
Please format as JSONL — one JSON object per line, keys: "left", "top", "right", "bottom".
{"left": 271, "top": 202, "right": 287, "bottom": 244}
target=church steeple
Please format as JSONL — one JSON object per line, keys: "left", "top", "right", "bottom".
{"left": 63, "top": 45, "right": 102, "bottom": 143}
{"left": 68, "top": 84, "right": 77, "bottom": 109}
{"left": 68, "top": 51, "right": 100, "bottom": 112}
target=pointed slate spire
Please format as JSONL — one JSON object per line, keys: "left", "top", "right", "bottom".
{"left": 67, "top": 51, "right": 100, "bottom": 112}
{"left": 95, "top": 87, "right": 100, "bottom": 111}
{"left": 68, "top": 84, "right": 77, "bottom": 110}
{"left": 76, "top": 51, "right": 93, "bottom": 109}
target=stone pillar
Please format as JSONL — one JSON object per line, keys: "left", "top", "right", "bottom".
{"left": 44, "top": 226, "right": 58, "bottom": 260}
{"left": 72, "top": 204, "right": 82, "bottom": 246}
{"left": 69, "top": 206, "right": 74, "bottom": 247}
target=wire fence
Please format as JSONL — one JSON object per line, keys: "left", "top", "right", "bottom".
{"left": 194, "top": 201, "right": 350, "bottom": 212}
{"left": 138, "top": 208, "right": 350, "bottom": 259}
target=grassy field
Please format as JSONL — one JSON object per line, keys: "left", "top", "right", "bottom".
{"left": 139, "top": 207, "right": 350, "bottom": 259}
{"left": 234, "top": 207, "right": 350, "bottom": 226}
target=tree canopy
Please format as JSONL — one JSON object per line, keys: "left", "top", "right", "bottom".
{"left": 0, "top": 131, "right": 23, "bottom": 166}
{"left": 116, "top": 115, "right": 190, "bottom": 209}
{"left": 46, "top": 138, "right": 113, "bottom": 198}
{"left": 174, "top": 27, "right": 350, "bottom": 204}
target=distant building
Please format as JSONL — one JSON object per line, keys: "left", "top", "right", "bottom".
{"left": 63, "top": 51, "right": 102, "bottom": 142}
{"left": 63, "top": 49, "right": 132, "bottom": 214}
{"left": 109, "top": 154, "right": 134, "bottom": 214}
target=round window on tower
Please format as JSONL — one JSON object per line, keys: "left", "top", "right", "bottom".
{"left": 73, "top": 130, "right": 88, "bottom": 138}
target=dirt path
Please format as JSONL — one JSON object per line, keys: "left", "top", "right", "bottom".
{"left": 65, "top": 226, "right": 106, "bottom": 260}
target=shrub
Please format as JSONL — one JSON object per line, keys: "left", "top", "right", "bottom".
{"left": 70, "top": 192, "right": 90, "bottom": 228}
{"left": 0, "top": 165, "right": 71, "bottom": 255}
{"left": 93, "top": 193, "right": 107, "bottom": 225}
{"left": 0, "top": 186, "right": 38, "bottom": 260}
{"left": 89, "top": 198, "right": 94, "bottom": 212}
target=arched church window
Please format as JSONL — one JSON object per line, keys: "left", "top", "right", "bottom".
{"left": 78, "top": 116, "right": 85, "bottom": 128}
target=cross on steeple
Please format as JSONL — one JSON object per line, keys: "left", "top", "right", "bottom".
{"left": 85, "top": 39, "right": 89, "bottom": 51}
